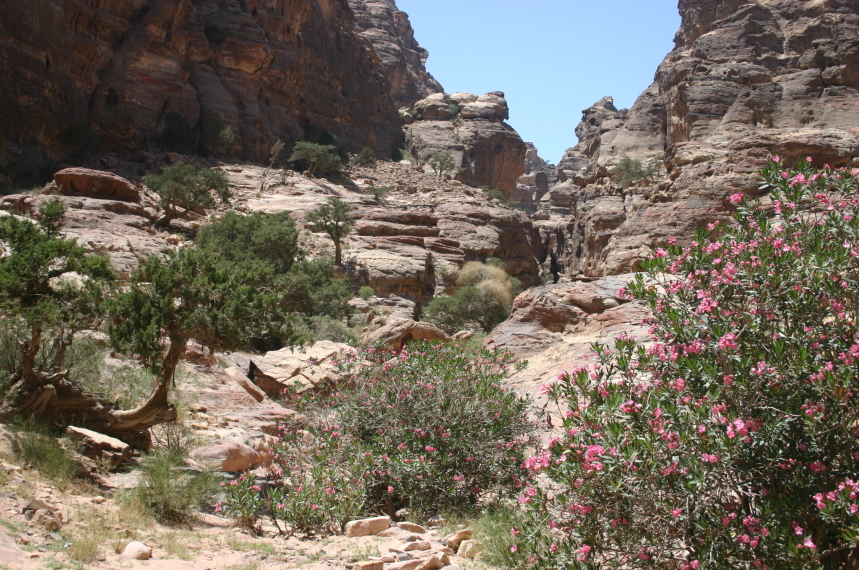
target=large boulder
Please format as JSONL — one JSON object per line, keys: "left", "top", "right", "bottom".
{"left": 361, "top": 317, "right": 449, "bottom": 350}
{"left": 54, "top": 168, "right": 140, "bottom": 202}
{"left": 190, "top": 439, "right": 263, "bottom": 472}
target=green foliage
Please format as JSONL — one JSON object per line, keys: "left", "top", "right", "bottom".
{"left": 298, "top": 315, "right": 358, "bottom": 344}
{"left": 368, "top": 186, "right": 391, "bottom": 205}
{"left": 304, "top": 197, "right": 355, "bottom": 265}
{"left": 514, "top": 160, "right": 859, "bottom": 569}
{"left": 610, "top": 155, "right": 660, "bottom": 188}
{"left": 14, "top": 418, "right": 78, "bottom": 489}
{"left": 195, "top": 211, "right": 299, "bottom": 275}
{"left": 358, "top": 286, "right": 374, "bottom": 301}
{"left": 0, "top": 198, "right": 115, "bottom": 383}
{"left": 156, "top": 111, "right": 195, "bottom": 154}
{"left": 223, "top": 341, "right": 535, "bottom": 532}
{"left": 448, "top": 103, "right": 461, "bottom": 119}
{"left": 289, "top": 142, "right": 342, "bottom": 178}
{"left": 472, "top": 505, "right": 531, "bottom": 568}
{"left": 350, "top": 147, "right": 376, "bottom": 168}
{"left": 428, "top": 151, "right": 457, "bottom": 179}
{"left": 424, "top": 261, "right": 519, "bottom": 334}
{"left": 200, "top": 112, "right": 234, "bottom": 155}
{"left": 124, "top": 447, "right": 220, "bottom": 524}
{"left": 481, "top": 186, "right": 506, "bottom": 202}
{"left": 144, "top": 163, "right": 231, "bottom": 226}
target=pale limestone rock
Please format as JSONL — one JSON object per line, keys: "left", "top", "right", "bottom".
{"left": 121, "top": 541, "right": 152, "bottom": 560}
{"left": 190, "top": 440, "right": 262, "bottom": 472}
{"left": 457, "top": 540, "right": 481, "bottom": 559}
{"left": 345, "top": 516, "right": 392, "bottom": 537}
{"left": 397, "top": 522, "right": 427, "bottom": 533}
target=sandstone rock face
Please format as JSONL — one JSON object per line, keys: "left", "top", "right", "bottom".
{"left": 404, "top": 92, "right": 527, "bottom": 197}
{"left": 249, "top": 340, "right": 348, "bottom": 398}
{"left": 0, "top": 0, "right": 411, "bottom": 160}
{"left": 54, "top": 168, "right": 140, "bottom": 202}
{"left": 349, "top": 0, "right": 443, "bottom": 108}
{"left": 548, "top": 0, "right": 859, "bottom": 278}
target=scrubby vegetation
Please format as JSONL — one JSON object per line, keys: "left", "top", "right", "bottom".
{"left": 610, "top": 155, "right": 660, "bottom": 188}
{"left": 350, "top": 147, "right": 377, "bottom": 168}
{"left": 144, "top": 162, "right": 231, "bottom": 227}
{"left": 289, "top": 141, "right": 343, "bottom": 178}
{"left": 424, "top": 260, "right": 521, "bottom": 333}
{"left": 508, "top": 159, "right": 859, "bottom": 569}
{"left": 304, "top": 196, "right": 355, "bottom": 265}
{"left": 428, "top": 151, "right": 458, "bottom": 179}
{"left": 222, "top": 340, "right": 535, "bottom": 533}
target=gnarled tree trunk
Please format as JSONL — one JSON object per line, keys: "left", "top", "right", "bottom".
{"left": 1, "top": 339, "right": 185, "bottom": 449}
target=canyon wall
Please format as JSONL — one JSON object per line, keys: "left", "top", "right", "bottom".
{"left": 348, "top": 0, "right": 443, "bottom": 108}
{"left": 550, "top": 0, "right": 859, "bottom": 278}
{"left": 0, "top": 0, "right": 438, "bottom": 161}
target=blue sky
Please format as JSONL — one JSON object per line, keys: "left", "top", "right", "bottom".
{"left": 395, "top": 0, "right": 681, "bottom": 164}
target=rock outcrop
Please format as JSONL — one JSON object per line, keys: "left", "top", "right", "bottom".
{"left": 348, "top": 0, "right": 443, "bottom": 108}
{"left": 549, "top": 0, "right": 859, "bottom": 278}
{"left": 0, "top": 0, "right": 419, "bottom": 161}
{"left": 403, "top": 92, "right": 527, "bottom": 198}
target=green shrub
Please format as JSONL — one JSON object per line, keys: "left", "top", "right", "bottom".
{"left": 124, "top": 447, "right": 220, "bottom": 524}
{"left": 369, "top": 186, "right": 390, "bottom": 205}
{"left": 513, "top": 159, "right": 859, "bottom": 569}
{"left": 144, "top": 163, "right": 231, "bottom": 226}
{"left": 358, "top": 286, "right": 374, "bottom": 301}
{"left": 156, "top": 111, "right": 195, "bottom": 154}
{"left": 14, "top": 419, "right": 78, "bottom": 489}
{"left": 289, "top": 142, "right": 342, "bottom": 178}
{"left": 448, "top": 103, "right": 460, "bottom": 119}
{"left": 480, "top": 186, "right": 506, "bottom": 202}
{"left": 610, "top": 156, "right": 659, "bottom": 188}
{"left": 304, "top": 197, "right": 355, "bottom": 265}
{"left": 424, "top": 261, "right": 519, "bottom": 334}
{"left": 223, "top": 341, "right": 535, "bottom": 532}
{"left": 350, "top": 147, "right": 376, "bottom": 168}
{"left": 428, "top": 152, "right": 457, "bottom": 179}
{"left": 195, "top": 211, "right": 299, "bottom": 275}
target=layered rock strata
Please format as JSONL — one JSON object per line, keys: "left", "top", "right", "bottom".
{"left": 0, "top": 0, "right": 414, "bottom": 161}
{"left": 348, "top": 0, "right": 443, "bottom": 108}
{"left": 403, "top": 92, "right": 527, "bottom": 197}
{"left": 549, "top": 0, "right": 859, "bottom": 278}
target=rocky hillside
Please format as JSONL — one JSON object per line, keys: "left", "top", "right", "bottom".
{"left": 547, "top": 0, "right": 859, "bottom": 277}
{"left": 0, "top": 0, "right": 442, "bottom": 161}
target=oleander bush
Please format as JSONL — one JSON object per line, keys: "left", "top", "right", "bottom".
{"left": 511, "top": 159, "right": 859, "bottom": 569}
{"left": 222, "top": 340, "right": 536, "bottom": 534}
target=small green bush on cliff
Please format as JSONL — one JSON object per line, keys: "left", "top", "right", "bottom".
{"left": 144, "top": 163, "right": 231, "bottom": 227}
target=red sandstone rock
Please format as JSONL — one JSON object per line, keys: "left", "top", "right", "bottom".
{"left": 54, "top": 168, "right": 140, "bottom": 202}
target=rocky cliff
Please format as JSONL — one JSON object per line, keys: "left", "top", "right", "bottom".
{"left": 0, "top": 0, "right": 418, "bottom": 161}
{"left": 402, "top": 91, "right": 528, "bottom": 198}
{"left": 347, "top": 0, "right": 443, "bottom": 108}
{"left": 550, "top": 0, "right": 859, "bottom": 277}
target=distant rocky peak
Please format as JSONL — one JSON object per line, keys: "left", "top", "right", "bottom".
{"left": 348, "top": 0, "right": 444, "bottom": 108}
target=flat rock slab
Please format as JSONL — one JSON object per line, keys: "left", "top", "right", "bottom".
{"left": 345, "top": 516, "right": 391, "bottom": 537}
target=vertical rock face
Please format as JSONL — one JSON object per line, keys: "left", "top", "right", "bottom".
{"left": 0, "top": 0, "right": 409, "bottom": 160}
{"left": 348, "top": 0, "right": 443, "bottom": 108}
{"left": 550, "top": 0, "right": 859, "bottom": 278}
{"left": 403, "top": 91, "right": 527, "bottom": 197}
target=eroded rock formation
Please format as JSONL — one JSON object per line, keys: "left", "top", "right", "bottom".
{"left": 403, "top": 92, "right": 528, "bottom": 197}
{"left": 549, "top": 0, "right": 859, "bottom": 278}
{"left": 348, "top": 0, "right": 443, "bottom": 108}
{"left": 0, "top": 0, "right": 416, "bottom": 161}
